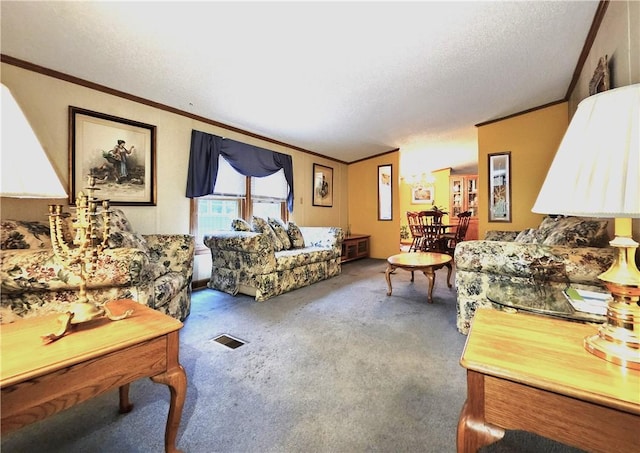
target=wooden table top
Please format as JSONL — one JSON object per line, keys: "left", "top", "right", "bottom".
{"left": 1, "top": 299, "right": 183, "bottom": 388}
{"left": 387, "top": 252, "right": 452, "bottom": 268}
{"left": 461, "top": 308, "right": 640, "bottom": 415}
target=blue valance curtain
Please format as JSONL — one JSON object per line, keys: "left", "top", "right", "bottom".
{"left": 186, "top": 129, "right": 294, "bottom": 212}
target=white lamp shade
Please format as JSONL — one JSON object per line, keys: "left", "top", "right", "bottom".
{"left": 532, "top": 84, "right": 640, "bottom": 218}
{"left": 1, "top": 83, "right": 67, "bottom": 199}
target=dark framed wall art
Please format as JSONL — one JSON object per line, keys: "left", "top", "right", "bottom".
{"left": 312, "top": 163, "right": 333, "bottom": 207}
{"left": 69, "top": 106, "right": 157, "bottom": 205}
{"left": 378, "top": 164, "right": 392, "bottom": 220}
{"left": 488, "top": 151, "right": 511, "bottom": 222}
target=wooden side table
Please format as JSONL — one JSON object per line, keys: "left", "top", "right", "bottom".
{"left": 458, "top": 308, "right": 640, "bottom": 453}
{"left": 341, "top": 234, "right": 370, "bottom": 262}
{"left": 1, "top": 299, "right": 187, "bottom": 453}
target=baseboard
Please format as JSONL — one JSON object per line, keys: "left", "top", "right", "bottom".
{"left": 192, "top": 279, "right": 209, "bottom": 290}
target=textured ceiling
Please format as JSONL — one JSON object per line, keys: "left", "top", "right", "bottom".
{"left": 1, "top": 1, "right": 599, "bottom": 164}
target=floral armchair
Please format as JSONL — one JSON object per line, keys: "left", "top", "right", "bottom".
{"left": 0, "top": 209, "right": 194, "bottom": 323}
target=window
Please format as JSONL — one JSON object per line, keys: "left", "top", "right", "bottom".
{"left": 191, "top": 156, "right": 288, "bottom": 253}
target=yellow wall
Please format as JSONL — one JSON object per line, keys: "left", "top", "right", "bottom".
{"left": 398, "top": 167, "right": 452, "bottom": 230}
{"left": 347, "top": 152, "right": 400, "bottom": 259}
{"left": 477, "top": 102, "right": 568, "bottom": 238}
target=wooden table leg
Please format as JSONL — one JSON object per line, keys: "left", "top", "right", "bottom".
{"left": 457, "top": 370, "right": 504, "bottom": 452}
{"left": 445, "top": 262, "right": 453, "bottom": 288}
{"left": 118, "top": 384, "right": 133, "bottom": 413}
{"left": 385, "top": 263, "right": 395, "bottom": 296}
{"left": 151, "top": 365, "right": 187, "bottom": 453}
{"left": 423, "top": 267, "right": 436, "bottom": 303}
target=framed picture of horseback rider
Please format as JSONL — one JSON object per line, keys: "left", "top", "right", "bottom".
{"left": 69, "top": 107, "right": 157, "bottom": 205}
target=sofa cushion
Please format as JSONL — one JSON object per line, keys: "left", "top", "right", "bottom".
{"left": 268, "top": 217, "right": 292, "bottom": 250}
{"left": 231, "top": 218, "right": 252, "bottom": 232}
{"left": 275, "top": 247, "right": 335, "bottom": 271}
{"left": 1, "top": 220, "right": 52, "bottom": 250}
{"left": 287, "top": 222, "right": 305, "bottom": 248}
{"left": 252, "top": 216, "right": 284, "bottom": 251}
{"left": 536, "top": 216, "right": 609, "bottom": 247}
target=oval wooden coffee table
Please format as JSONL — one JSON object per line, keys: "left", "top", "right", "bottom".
{"left": 385, "top": 252, "right": 453, "bottom": 303}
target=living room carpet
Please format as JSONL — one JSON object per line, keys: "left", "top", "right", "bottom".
{"left": 0, "top": 258, "right": 582, "bottom": 453}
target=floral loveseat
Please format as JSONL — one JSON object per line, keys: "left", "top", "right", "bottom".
{"left": 0, "top": 209, "right": 194, "bottom": 323}
{"left": 454, "top": 216, "right": 617, "bottom": 334}
{"left": 204, "top": 217, "right": 343, "bottom": 301}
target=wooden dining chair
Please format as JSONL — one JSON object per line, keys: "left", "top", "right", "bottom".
{"left": 417, "top": 210, "right": 446, "bottom": 252}
{"left": 441, "top": 211, "right": 472, "bottom": 255}
{"left": 406, "top": 211, "right": 425, "bottom": 252}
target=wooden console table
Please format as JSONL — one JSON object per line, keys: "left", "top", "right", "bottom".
{"left": 1, "top": 299, "right": 187, "bottom": 453}
{"left": 458, "top": 308, "right": 640, "bottom": 453}
{"left": 341, "top": 234, "right": 370, "bottom": 262}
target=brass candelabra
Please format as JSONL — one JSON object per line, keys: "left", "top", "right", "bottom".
{"left": 44, "top": 175, "right": 132, "bottom": 343}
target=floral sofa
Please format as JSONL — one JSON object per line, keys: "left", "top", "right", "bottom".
{"left": 454, "top": 216, "right": 617, "bottom": 334}
{"left": 204, "top": 217, "right": 343, "bottom": 301}
{"left": 0, "top": 209, "right": 194, "bottom": 323}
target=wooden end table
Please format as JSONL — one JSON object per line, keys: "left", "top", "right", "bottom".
{"left": 385, "top": 252, "right": 452, "bottom": 303}
{"left": 458, "top": 308, "right": 640, "bottom": 453}
{"left": 1, "top": 299, "right": 187, "bottom": 453}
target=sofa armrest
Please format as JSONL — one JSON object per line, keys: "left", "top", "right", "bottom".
{"left": 455, "top": 240, "right": 615, "bottom": 285}
{"left": 299, "top": 227, "right": 344, "bottom": 251}
{"left": 1, "top": 247, "right": 150, "bottom": 293}
{"left": 144, "top": 234, "right": 195, "bottom": 279}
{"left": 204, "top": 231, "right": 277, "bottom": 272}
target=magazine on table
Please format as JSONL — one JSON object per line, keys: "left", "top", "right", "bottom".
{"left": 562, "top": 287, "right": 611, "bottom": 316}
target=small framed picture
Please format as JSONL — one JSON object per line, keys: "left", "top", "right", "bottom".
{"left": 312, "top": 163, "right": 333, "bottom": 207}
{"left": 488, "top": 152, "right": 511, "bottom": 222}
{"left": 411, "top": 184, "right": 435, "bottom": 204}
{"left": 69, "top": 106, "right": 156, "bottom": 205}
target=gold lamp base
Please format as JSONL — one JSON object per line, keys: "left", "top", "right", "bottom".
{"left": 584, "top": 231, "right": 640, "bottom": 369}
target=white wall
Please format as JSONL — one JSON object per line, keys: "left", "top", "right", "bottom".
{"left": 568, "top": 0, "right": 640, "bottom": 242}
{"left": 1, "top": 63, "right": 349, "bottom": 281}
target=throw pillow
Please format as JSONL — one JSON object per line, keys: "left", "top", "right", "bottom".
{"left": 514, "top": 228, "right": 538, "bottom": 244}
{"left": 231, "top": 218, "right": 252, "bottom": 232}
{"left": 252, "top": 216, "right": 284, "bottom": 251}
{"left": 287, "top": 221, "right": 305, "bottom": 248}
{"left": 98, "top": 208, "right": 134, "bottom": 233}
{"left": 268, "top": 217, "right": 292, "bottom": 250}
{"left": 536, "top": 216, "right": 609, "bottom": 247}
{"left": 107, "top": 230, "right": 149, "bottom": 252}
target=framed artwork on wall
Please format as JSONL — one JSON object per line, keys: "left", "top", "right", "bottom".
{"left": 589, "top": 55, "right": 610, "bottom": 95}
{"left": 69, "top": 106, "right": 156, "bottom": 205}
{"left": 488, "top": 151, "right": 511, "bottom": 222}
{"left": 378, "top": 164, "right": 392, "bottom": 220}
{"left": 312, "top": 163, "right": 333, "bottom": 207}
